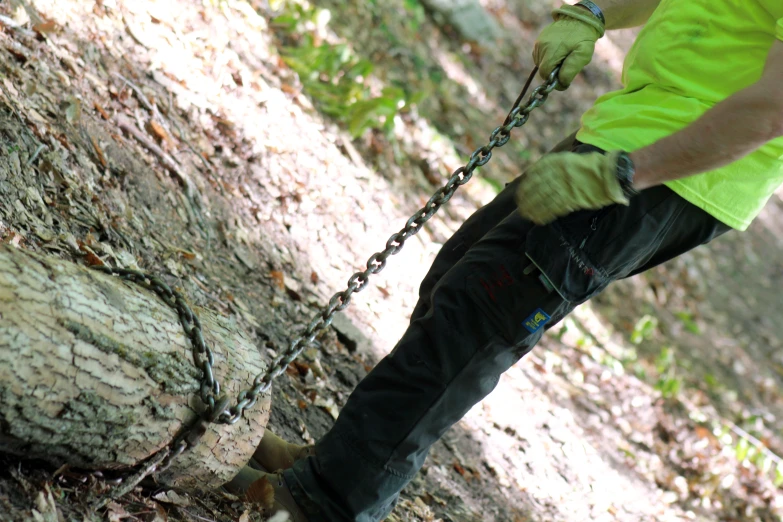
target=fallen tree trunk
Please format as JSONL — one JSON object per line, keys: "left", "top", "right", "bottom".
{"left": 0, "top": 245, "right": 271, "bottom": 489}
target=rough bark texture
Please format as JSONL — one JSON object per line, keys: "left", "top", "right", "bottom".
{"left": 0, "top": 245, "right": 271, "bottom": 488}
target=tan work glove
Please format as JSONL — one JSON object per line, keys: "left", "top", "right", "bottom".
{"left": 515, "top": 151, "right": 629, "bottom": 225}
{"left": 533, "top": 5, "right": 605, "bottom": 89}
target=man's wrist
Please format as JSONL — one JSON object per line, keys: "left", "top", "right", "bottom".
{"left": 627, "top": 149, "right": 656, "bottom": 191}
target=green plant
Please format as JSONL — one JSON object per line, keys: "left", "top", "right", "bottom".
{"left": 401, "top": 0, "right": 426, "bottom": 31}
{"left": 654, "top": 346, "right": 681, "bottom": 398}
{"left": 272, "top": 2, "right": 421, "bottom": 137}
{"left": 630, "top": 314, "right": 658, "bottom": 344}
{"left": 674, "top": 310, "right": 701, "bottom": 334}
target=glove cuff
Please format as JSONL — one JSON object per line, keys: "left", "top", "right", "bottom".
{"left": 552, "top": 5, "right": 605, "bottom": 38}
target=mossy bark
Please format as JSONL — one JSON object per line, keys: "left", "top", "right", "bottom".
{"left": 0, "top": 245, "right": 271, "bottom": 488}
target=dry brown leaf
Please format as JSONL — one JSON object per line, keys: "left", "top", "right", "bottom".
{"left": 93, "top": 101, "right": 110, "bottom": 120}
{"left": 146, "top": 501, "right": 168, "bottom": 522}
{"left": 90, "top": 134, "right": 107, "bottom": 167}
{"left": 4, "top": 231, "right": 23, "bottom": 248}
{"left": 244, "top": 478, "right": 274, "bottom": 509}
{"left": 313, "top": 396, "right": 340, "bottom": 420}
{"left": 106, "top": 501, "right": 129, "bottom": 522}
{"left": 32, "top": 21, "right": 57, "bottom": 36}
{"left": 148, "top": 120, "right": 173, "bottom": 147}
{"left": 153, "top": 490, "right": 190, "bottom": 507}
{"left": 280, "top": 83, "right": 299, "bottom": 95}
{"left": 453, "top": 462, "right": 468, "bottom": 478}
{"left": 290, "top": 360, "right": 310, "bottom": 377}
{"left": 270, "top": 270, "right": 285, "bottom": 291}
{"left": 177, "top": 249, "right": 196, "bottom": 260}
{"left": 78, "top": 243, "right": 105, "bottom": 267}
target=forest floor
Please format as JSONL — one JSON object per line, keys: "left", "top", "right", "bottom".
{"left": 2, "top": 0, "right": 783, "bottom": 521}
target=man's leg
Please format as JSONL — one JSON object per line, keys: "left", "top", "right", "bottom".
{"left": 283, "top": 209, "right": 573, "bottom": 521}
{"left": 280, "top": 140, "right": 731, "bottom": 522}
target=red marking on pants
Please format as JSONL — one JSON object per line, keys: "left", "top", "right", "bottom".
{"left": 479, "top": 264, "right": 514, "bottom": 302}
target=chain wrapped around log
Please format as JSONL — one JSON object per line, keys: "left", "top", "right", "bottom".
{"left": 0, "top": 245, "right": 271, "bottom": 488}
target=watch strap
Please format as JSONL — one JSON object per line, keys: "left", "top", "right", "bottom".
{"left": 576, "top": 0, "right": 606, "bottom": 26}
{"left": 615, "top": 151, "right": 639, "bottom": 199}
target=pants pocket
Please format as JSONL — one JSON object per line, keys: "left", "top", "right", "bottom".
{"left": 464, "top": 254, "right": 565, "bottom": 346}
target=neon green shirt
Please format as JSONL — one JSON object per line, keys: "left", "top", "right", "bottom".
{"left": 576, "top": 0, "right": 783, "bottom": 230}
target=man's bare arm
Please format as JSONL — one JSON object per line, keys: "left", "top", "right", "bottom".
{"left": 581, "top": 0, "right": 662, "bottom": 29}
{"left": 630, "top": 39, "right": 783, "bottom": 191}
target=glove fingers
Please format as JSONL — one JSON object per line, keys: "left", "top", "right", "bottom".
{"left": 535, "top": 42, "right": 571, "bottom": 82}
{"left": 556, "top": 41, "right": 595, "bottom": 89}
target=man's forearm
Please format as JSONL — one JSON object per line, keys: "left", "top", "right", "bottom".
{"left": 629, "top": 81, "right": 783, "bottom": 190}
{"left": 584, "top": 0, "right": 662, "bottom": 29}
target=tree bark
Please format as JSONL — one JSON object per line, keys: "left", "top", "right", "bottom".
{"left": 0, "top": 245, "right": 271, "bottom": 489}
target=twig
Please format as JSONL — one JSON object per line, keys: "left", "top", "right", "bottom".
{"left": 113, "top": 73, "right": 155, "bottom": 112}
{"left": 89, "top": 448, "right": 170, "bottom": 511}
{"left": 26, "top": 143, "right": 45, "bottom": 166}
{"left": 728, "top": 422, "right": 783, "bottom": 465}
{"left": 115, "top": 115, "right": 196, "bottom": 199}
{"left": 180, "top": 509, "right": 218, "bottom": 522}
{"left": 0, "top": 14, "right": 37, "bottom": 38}
{"left": 115, "top": 115, "right": 209, "bottom": 240}
{"left": 675, "top": 394, "right": 783, "bottom": 472}
{"left": 166, "top": 95, "right": 224, "bottom": 195}
{"left": 118, "top": 74, "right": 216, "bottom": 183}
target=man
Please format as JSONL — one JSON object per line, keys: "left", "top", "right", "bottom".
{"left": 228, "top": 0, "right": 783, "bottom": 520}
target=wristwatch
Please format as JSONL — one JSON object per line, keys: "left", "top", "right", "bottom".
{"left": 576, "top": 0, "right": 606, "bottom": 25}
{"left": 615, "top": 151, "right": 639, "bottom": 199}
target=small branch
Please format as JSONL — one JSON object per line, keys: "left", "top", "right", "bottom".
{"left": 113, "top": 73, "right": 155, "bottom": 113}
{"left": 89, "top": 448, "right": 171, "bottom": 511}
{"left": 0, "top": 14, "right": 37, "bottom": 38}
{"left": 115, "top": 114, "right": 209, "bottom": 240}
{"left": 115, "top": 115, "right": 196, "bottom": 199}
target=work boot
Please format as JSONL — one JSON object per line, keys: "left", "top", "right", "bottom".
{"left": 251, "top": 430, "right": 315, "bottom": 472}
{"left": 225, "top": 467, "right": 309, "bottom": 522}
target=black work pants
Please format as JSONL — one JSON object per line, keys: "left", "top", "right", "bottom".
{"left": 282, "top": 133, "right": 731, "bottom": 521}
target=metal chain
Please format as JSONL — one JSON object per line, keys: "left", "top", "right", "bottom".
{"left": 92, "top": 67, "right": 559, "bottom": 479}
{"left": 90, "top": 266, "right": 230, "bottom": 472}
{"left": 218, "top": 67, "right": 560, "bottom": 423}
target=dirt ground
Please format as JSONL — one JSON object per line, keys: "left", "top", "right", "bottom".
{"left": 1, "top": 0, "right": 783, "bottom": 521}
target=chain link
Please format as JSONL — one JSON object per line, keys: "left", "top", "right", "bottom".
{"left": 92, "top": 67, "right": 559, "bottom": 480}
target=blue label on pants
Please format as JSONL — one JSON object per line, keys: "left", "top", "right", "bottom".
{"left": 523, "top": 308, "right": 550, "bottom": 333}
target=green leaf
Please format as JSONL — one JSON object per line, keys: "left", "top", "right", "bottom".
{"left": 774, "top": 464, "right": 783, "bottom": 486}
{"left": 675, "top": 311, "right": 701, "bottom": 334}
{"left": 655, "top": 376, "right": 681, "bottom": 398}
{"left": 758, "top": 453, "right": 773, "bottom": 475}
{"left": 735, "top": 438, "right": 750, "bottom": 462}
{"left": 630, "top": 315, "right": 658, "bottom": 344}
{"left": 347, "top": 87, "right": 405, "bottom": 137}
